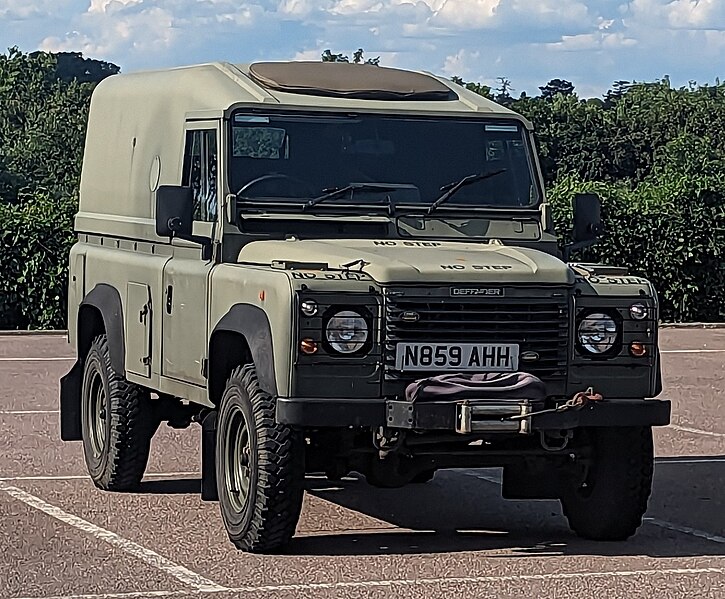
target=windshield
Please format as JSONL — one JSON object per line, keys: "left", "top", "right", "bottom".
{"left": 230, "top": 112, "right": 540, "bottom": 209}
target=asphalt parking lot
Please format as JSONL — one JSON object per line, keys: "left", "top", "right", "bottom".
{"left": 0, "top": 330, "right": 723, "bottom": 599}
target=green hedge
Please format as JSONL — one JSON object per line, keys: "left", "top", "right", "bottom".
{"left": 549, "top": 173, "right": 725, "bottom": 322}
{"left": 1, "top": 177, "right": 721, "bottom": 328}
{"left": 0, "top": 189, "right": 76, "bottom": 329}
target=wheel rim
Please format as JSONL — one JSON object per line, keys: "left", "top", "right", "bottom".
{"left": 86, "top": 369, "right": 107, "bottom": 458}
{"left": 224, "top": 404, "right": 251, "bottom": 514}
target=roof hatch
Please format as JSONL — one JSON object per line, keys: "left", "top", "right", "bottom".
{"left": 247, "top": 61, "right": 456, "bottom": 101}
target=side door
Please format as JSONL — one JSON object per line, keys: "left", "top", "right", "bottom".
{"left": 161, "top": 122, "right": 220, "bottom": 385}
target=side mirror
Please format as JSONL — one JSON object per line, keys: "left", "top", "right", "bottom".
{"left": 563, "top": 193, "right": 602, "bottom": 262}
{"left": 155, "top": 185, "right": 213, "bottom": 260}
{"left": 155, "top": 185, "right": 193, "bottom": 238}
{"left": 572, "top": 193, "right": 602, "bottom": 243}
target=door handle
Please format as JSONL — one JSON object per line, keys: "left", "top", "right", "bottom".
{"left": 166, "top": 285, "right": 173, "bottom": 314}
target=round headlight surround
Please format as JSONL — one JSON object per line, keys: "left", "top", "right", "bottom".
{"left": 324, "top": 309, "right": 371, "bottom": 355}
{"left": 577, "top": 311, "right": 621, "bottom": 356}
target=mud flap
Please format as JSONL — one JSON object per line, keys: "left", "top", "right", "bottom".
{"left": 60, "top": 361, "right": 83, "bottom": 441}
{"left": 502, "top": 461, "right": 585, "bottom": 500}
{"left": 201, "top": 410, "right": 218, "bottom": 501}
{"left": 502, "top": 463, "right": 560, "bottom": 499}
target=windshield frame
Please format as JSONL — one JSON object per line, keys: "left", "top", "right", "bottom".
{"left": 227, "top": 108, "right": 545, "bottom": 215}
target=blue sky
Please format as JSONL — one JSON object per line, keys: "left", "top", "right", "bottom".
{"left": 1, "top": 0, "right": 724, "bottom": 98}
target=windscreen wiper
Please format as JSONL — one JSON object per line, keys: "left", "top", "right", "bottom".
{"left": 303, "top": 182, "right": 400, "bottom": 211}
{"left": 427, "top": 169, "right": 507, "bottom": 215}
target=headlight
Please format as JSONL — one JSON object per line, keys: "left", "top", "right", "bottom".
{"left": 325, "top": 310, "right": 369, "bottom": 354}
{"left": 577, "top": 312, "right": 619, "bottom": 355}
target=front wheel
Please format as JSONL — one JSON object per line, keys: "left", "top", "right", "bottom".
{"left": 215, "top": 365, "right": 305, "bottom": 553}
{"left": 560, "top": 426, "right": 654, "bottom": 541}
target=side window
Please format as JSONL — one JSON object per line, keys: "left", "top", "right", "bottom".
{"left": 182, "top": 129, "right": 217, "bottom": 222}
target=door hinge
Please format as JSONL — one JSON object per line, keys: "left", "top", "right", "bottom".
{"left": 201, "top": 358, "right": 209, "bottom": 379}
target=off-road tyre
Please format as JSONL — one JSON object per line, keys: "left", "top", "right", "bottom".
{"left": 80, "top": 334, "right": 155, "bottom": 491}
{"left": 560, "top": 426, "right": 654, "bottom": 541}
{"left": 216, "top": 364, "right": 305, "bottom": 553}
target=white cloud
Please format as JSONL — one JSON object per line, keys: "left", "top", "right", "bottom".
{"left": 431, "top": 0, "right": 501, "bottom": 28}
{"left": 442, "top": 48, "right": 480, "bottom": 77}
{"left": 88, "top": 0, "right": 143, "bottom": 14}
{"left": 42, "top": 4, "right": 177, "bottom": 60}
{"left": 2, "top": 0, "right": 725, "bottom": 97}
{"left": 546, "top": 31, "right": 637, "bottom": 52}
{"left": 627, "top": 0, "right": 725, "bottom": 29}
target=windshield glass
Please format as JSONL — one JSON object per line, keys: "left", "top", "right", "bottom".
{"left": 230, "top": 112, "right": 540, "bottom": 209}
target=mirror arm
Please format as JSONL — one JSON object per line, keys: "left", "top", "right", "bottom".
{"left": 563, "top": 237, "right": 598, "bottom": 263}
{"left": 169, "top": 230, "right": 214, "bottom": 260}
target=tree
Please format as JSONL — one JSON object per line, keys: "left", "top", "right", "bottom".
{"left": 0, "top": 47, "right": 119, "bottom": 328}
{"left": 450, "top": 76, "right": 492, "bottom": 99}
{"left": 494, "top": 76, "right": 514, "bottom": 106}
{"left": 0, "top": 48, "right": 120, "bottom": 202}
{"left": 321, "top": 48, "right": 380, "bottom": 65}
{"left": 603, "top": 80, "right": 631, "bottom": 108}
{"left": 539, "top": 78, "right": 575, "bottom": 100}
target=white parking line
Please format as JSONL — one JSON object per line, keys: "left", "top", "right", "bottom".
{"left": 660, "top": 349, "right": 725, "bottom": 354}
{"left": 0, "top": 472, "right": 198, "bottom": 482}
{"left": 0, "top": 357, "right": 74, "bottom": 361}
{"left": 668, "top": 424, "right": 725, "bottom": 438}
{"left": 645, "top": 518, "right": 725, "bottom": 545}
{"left": 0, "top": 483, "right": 225, "bottom": 592}
{"left": 10, "top": 566, "right": 725, "bottom": 599}
{"left": 655, "top": 457, "right": 725, "bottom": 464}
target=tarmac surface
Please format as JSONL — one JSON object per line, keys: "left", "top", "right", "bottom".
{"left": 0, "top": 330, "right": 723, "bottom": 599}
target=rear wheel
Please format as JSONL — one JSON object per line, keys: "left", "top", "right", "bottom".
{"left": 80, "top": 334, "right": 156, "bottom": 490}
{"left": 560, "top": 426, "right": 654, "bottom": 541}
{"left": 216, "top": 364, "right": 305, "bottom": 553}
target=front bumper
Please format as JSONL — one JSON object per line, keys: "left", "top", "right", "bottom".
{"left": 276, "top": 396, "right": 671, "bottom": 431}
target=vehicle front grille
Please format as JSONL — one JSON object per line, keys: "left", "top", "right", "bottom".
{"left": 383, "top": 288, "right": 569, "bottom": 385}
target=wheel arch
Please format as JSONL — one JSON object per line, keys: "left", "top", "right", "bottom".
{"left": 78, "top": 284, "right": 126, "bottom": 374}
{"left": 60, "top": 283, "right": 126, "bottom": 441}
{"left": 208, "top": 304, "right": 277, "bottom": 406}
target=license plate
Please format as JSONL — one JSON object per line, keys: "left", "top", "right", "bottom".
{"left": 395, "top": 342, "right": 519, "bottom": 372}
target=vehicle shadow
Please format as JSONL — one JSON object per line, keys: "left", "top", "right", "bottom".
{"left": 136, "top": 478, "right": 201, "bottom": 494}
{"left": 288, "top": 456, "right": 725, "bottom": 558}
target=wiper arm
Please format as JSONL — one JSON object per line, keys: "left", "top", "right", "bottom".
{"left": 304, "top": 182, "right": 400, "bottom": 211}
{"left": 427, "top": 169, "right": 507, "bottom": 215}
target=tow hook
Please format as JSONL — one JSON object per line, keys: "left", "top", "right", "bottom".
{"left": 373, "top": 426, "right": 405, "bottom": 459}
{"left": 540, "top": 429, "right": 573, "bottom": 451}
{"left": 508, "top": 387, "right": 603, "bottom": 421}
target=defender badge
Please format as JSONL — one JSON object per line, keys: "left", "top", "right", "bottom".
{"left": 450, "top": 288, "right": 504, "bottom": 297}
{"left": 400, "top": 311, "right": 420, "bottom": 323}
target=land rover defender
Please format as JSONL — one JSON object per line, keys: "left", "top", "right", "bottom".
{"left": 60, "top": 61, "right": 670, "bottom": 552}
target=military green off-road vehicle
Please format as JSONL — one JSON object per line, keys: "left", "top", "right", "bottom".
{"left": 60, "top": 61, "right": 670, "bottom": 552}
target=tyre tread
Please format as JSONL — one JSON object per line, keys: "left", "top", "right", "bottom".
{"left": 223, "top": 365, "right": 304, "bottom": 553}
{"left": 561, "top": 426, "right": 654, "bottom": 541}
{"left": 88, "top": 334, "right": 154, "bottom": 491}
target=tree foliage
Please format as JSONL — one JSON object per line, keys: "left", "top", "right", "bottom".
{"left": 321, "top": 48, "right": 380, "bottom": 65}
{"left": 0, "top": 47, "right": 119, "bottom": 328}
{"left": 1, "top": 47, "right": 723, "bottom": 326}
